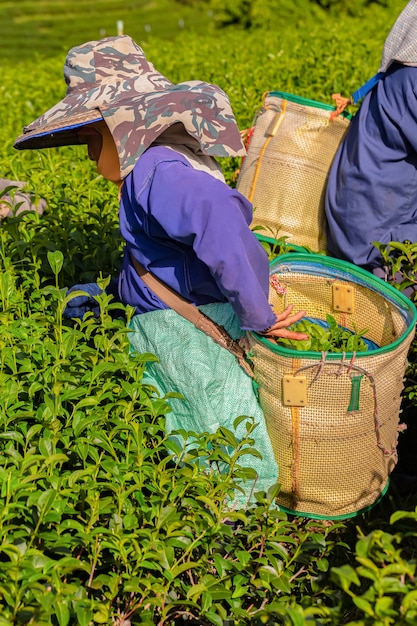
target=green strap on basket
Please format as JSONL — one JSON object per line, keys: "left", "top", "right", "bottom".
{"left": 348, "top": 375, "right": 363, "bottom": 412}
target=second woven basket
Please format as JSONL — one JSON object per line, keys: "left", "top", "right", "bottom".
{"left": 237, "top": 91, "right": 350, "bottom": 252}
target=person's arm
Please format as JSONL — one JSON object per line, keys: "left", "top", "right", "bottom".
{"left": 146, "top": 160, "right": 294, "bottom": 332}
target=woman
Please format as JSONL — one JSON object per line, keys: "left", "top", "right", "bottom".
{"left": 325, "top": 0, "right": 417, "bottom": 279}
{"left": 14, "top": 35, "right": 307, "bottom": 506}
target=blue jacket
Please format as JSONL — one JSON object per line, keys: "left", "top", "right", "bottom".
{"left": 115, "top": 145, "right": 276, "bottom": 332}
{"left": 325, "top": 63, "right": 417, "bottom": 269}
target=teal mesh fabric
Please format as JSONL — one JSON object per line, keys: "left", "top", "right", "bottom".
{"left": 128, "top": 302, "right": 278, "bottom": 509}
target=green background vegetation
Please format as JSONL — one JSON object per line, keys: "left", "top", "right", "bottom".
{"left": 1, "top": 0, "right": 417, "bottom": 624}
{"left": 0, "top": 0, "right": 213, "bottom": 61}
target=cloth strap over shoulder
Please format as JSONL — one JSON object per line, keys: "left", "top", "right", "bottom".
{"left": 130, "top": 254, "right": 254, "bottom": 378}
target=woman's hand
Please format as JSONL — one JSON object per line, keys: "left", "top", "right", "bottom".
{"left": 260, "top": 305, "right": 309, "bottom": 342}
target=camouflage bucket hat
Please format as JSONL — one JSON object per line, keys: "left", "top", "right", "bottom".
{"left": 14, "top": 35, "right": 246, "bottom": 178}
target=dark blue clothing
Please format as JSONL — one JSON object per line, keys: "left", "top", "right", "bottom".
{"left": 116, "top": 145, "right": 276, "bottom": 332}
{"left": 325, "top": 63, "right": 417, "bottom": 269}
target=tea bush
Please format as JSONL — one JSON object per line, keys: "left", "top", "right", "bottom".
{"left": 0, "top": 235, "right": 348, "bottom": 625}
{"left": 276, "top": 314, "right": 370, "bottom": 353}
{"left": 1, "top": 1, "right": 417, "bottom": 624}
{"left": 208, "top": 0, "right": 387, "bottom": 29}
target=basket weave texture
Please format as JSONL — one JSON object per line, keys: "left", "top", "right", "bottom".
{"left": 237, "top": 93, "right": 350, "bottom": 252}
{"left": 247, "top": 255, "right": 417, "bottom": 518}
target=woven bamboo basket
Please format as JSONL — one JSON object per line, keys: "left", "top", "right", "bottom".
{"left": 237, "top": 92, "right": 350, "bottom": 252}
{"left": 247, "top": 254, "right": 417, "bottom": 519}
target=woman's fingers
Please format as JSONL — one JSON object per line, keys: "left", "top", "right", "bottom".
{"left": 268, "top": 328, "right": 309, "bottom": 340}
{"left": 268, "top": 306, "right": 306, "bottom": 330}
{"left": 273, "top": 309, "right": 306, "bottom": 328}
{"left": 262, "top": 305, "right": 309, "bottom": 341}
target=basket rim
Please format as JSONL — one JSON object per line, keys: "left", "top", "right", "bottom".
{"left": 254, "top": 252, "right": 417, "bottom": 359}
{"left": 267, "top": 90, "right": 353, "bottom": 120}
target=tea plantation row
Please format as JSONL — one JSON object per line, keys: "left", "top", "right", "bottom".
{"left": 1, "top": 1, "right": 417, "bottom": 624}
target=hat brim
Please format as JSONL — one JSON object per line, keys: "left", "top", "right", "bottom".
{"left": 14, "top": 110, "right": 103, "bottom": 150}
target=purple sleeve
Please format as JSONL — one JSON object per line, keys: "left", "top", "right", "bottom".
{"left": 145, "top": 160, "right": 276, "bottom": 331}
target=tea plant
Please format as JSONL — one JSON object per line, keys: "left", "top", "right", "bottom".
{"left": 276, "top": 314, "right": 370, "bottom": 353}
{"left": 1, "top": 1, "right": 417, "bottom": 623}
{"left": 331, "top": 511, "right": 417, "bottom": 625}
{"left": 374, "top": 240, "right": 417, "bottom": 298}
{"left": 0, "top": 240, "right": 350, "bottom": 625}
